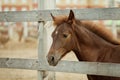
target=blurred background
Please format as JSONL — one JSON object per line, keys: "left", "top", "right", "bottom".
{"left": 0, "top": 0, "right": 120, "bottom": 80}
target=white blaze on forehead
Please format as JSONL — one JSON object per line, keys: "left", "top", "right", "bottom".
{"left": 55, "top": 31, "right": 58, "bottom": 35}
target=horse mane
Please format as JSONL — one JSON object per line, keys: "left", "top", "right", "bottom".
{"left": 53, "top": 15, "right": 120, "bottom": 45}
{"left": 81, "top": 21, "right": 120, "bottom": 45}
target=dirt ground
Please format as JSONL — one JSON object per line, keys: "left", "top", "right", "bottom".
{"left": 0, "top": 40, "right": 88, "bottom": 80}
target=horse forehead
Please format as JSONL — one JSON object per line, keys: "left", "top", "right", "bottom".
{"left": 54, "top": 28, "right": 63, "bottom": 36}
{"left": 54, "top": 23, "right": 70, "bottom": 35}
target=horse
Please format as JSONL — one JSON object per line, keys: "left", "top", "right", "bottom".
{"left": 47, "top": 10, "right": 120, "bottom": 80}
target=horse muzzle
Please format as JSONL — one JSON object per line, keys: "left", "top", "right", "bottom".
{"left": 47, "top": 54, "right": 59, "bottom": 66}
{"left": 47, "top": 48, "right": 68, "bottom": 66}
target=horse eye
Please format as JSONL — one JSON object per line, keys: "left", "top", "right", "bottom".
{"left": 63, "top": 34, "right": 68, "bottom": 38}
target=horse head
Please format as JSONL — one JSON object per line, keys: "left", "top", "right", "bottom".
{"left": 47, "top": 10, "right": 78, "bottom": 66}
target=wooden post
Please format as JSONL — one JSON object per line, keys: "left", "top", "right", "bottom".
{"left": 37, "top": 0, "right": 56, "bottom": 80}
{"left": 8, "top": 23, "right": 14, "bottom": 39}
{"left": 37, "top": 0, "right": 46, "bottom": 80}
{"left": 109, "top": 0, "right": 117, "bottom": 38}
{"left": 111, "top": 21, "right": 117, "bottom": 38}
{"left": 23, "top": 22, "right": 28, "bottom": 38}
{"left": 38, "top": 20, "right": 49, "bottom": 80}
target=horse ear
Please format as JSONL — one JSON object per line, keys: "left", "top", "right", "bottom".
{"left": 50, "top": 13, "right": 55, "bottom": 21}
{"left": 67, "top": 10, "right": 75, "bottom": 24}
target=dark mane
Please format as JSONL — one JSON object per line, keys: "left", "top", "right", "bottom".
{"left": 53, "top": 15, "right": 120, "bottom": 45}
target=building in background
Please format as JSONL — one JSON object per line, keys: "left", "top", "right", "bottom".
{"left": 0, "top": 0, "right": 112, "bottom": 11}
{"left": 0, "top": 0, "right": 38, "bottom": 41}
{"left": 1, "top": 0, "right": 38, "bottom": 11}
{"left": 56, "top": 0, "right": 109, "bottom": 9}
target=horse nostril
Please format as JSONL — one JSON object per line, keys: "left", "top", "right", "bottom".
{"left": 51, "top": 56, "right": 54, "bottom": 62}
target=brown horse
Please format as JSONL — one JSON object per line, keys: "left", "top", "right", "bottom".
{"left": 47, "top": 10, "right": 120, "bottom": 80}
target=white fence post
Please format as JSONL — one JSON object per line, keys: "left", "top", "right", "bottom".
{"left": 23, "top": 22, "right": 28, "bottom": 38}
{"left": 37, "top": 0, "right": 56, "bottom": 80}
{"left": 38, "top": 20, "right": 49, "bottom": 80}
{"left": 37, "top": 0, "right": 46, "bottom": 80}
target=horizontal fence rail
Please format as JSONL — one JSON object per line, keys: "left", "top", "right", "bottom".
{"left": 1, "top": 8, "right": 120, "bottom": 22}
{"left": 0, "top": 58, "right": 120, "bottom": 77}
{"left": 0, "top": 58, "right": 38, "bottom": 70}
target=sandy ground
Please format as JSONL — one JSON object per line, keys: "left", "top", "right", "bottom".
{"left": 0, "top": 40, "right": 87, "bottom": 80}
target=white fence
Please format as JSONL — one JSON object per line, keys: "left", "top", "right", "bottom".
{"left": 0, "top": 8, "right": 120, "bottom": 80}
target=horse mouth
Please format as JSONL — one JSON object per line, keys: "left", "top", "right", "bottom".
{"left": 48, "top": 60, "right": 59, "bottom": 66}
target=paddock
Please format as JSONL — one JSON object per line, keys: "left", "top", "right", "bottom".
{"left": 0, "top": 8, "right": 120, "bottom": 80}
{"left": 0, "top": 0, "right": 120, "bottom": 80}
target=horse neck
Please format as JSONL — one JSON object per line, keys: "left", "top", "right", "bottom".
{"left": 73, "top": 24, "right": 114, "bottom": 61}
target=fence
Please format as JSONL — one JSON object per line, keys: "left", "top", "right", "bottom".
{"left": 0, "top": 8, "right": 120, "bottom": 80}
